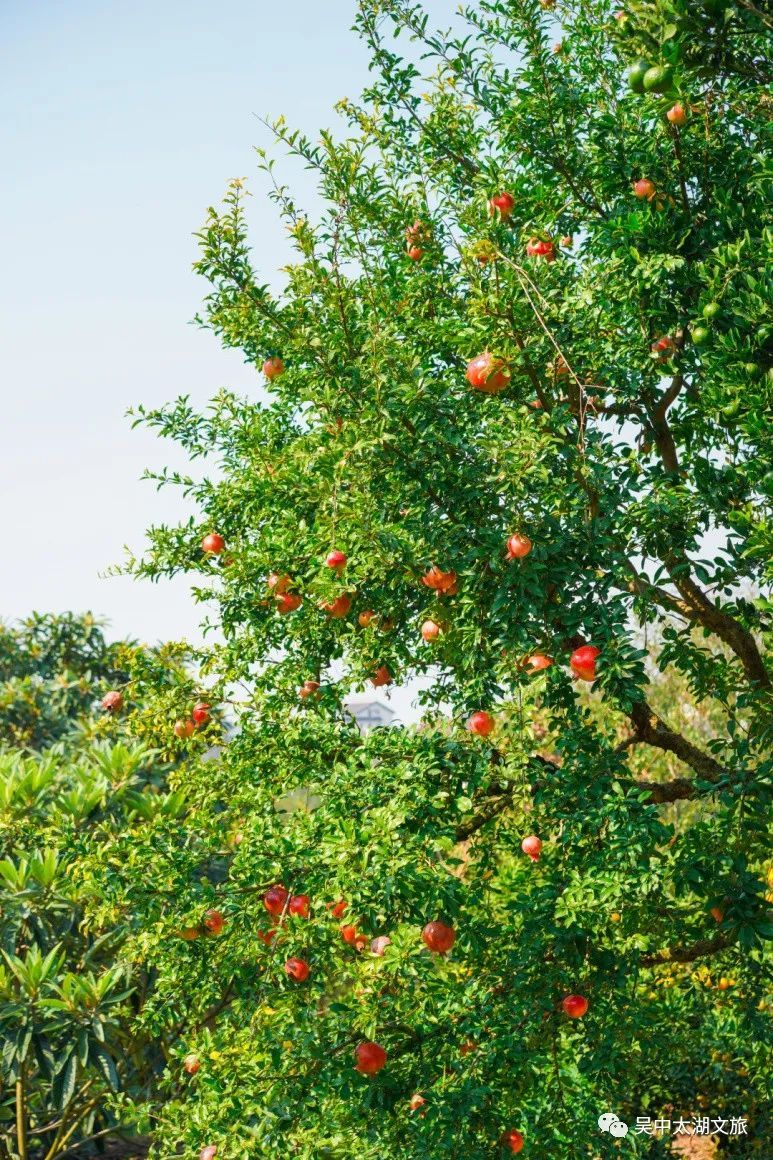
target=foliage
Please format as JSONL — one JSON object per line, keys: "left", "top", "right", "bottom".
{"left": 0, "top": 614, "right": 133, "bottom": 752}
{"left": 58, "top": 0, "right": 773, "bottom": 1156}
{"left": 0, "top": 741, "right": 175, "bottom": 1160}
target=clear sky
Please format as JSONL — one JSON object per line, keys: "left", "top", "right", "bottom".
{"left": 0, "top": 0, "right": 452, "bottom": 714}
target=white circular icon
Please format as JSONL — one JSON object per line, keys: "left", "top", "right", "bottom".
{"left": 610, "top": 1120, "right": 629, "bottom": 1137}
{"left": 598, "top": 1113, "right": 618, "bottom": 1131}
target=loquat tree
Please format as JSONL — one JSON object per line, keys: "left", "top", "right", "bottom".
{"left": 105, "top": 0, "right": 772, "bottom": 1155}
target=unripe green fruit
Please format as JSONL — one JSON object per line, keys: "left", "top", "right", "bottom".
{"left": 702, "top": 301, "right": 720, "bottom": 320}
{"left": 742, "top": 362, "right": 758, "bottom": 375}
{"left": 691, "top": 325, "right": 710, "bottom": 345}
{"left": 643, "top": 65, "right": 674, "bottom": 93}
{"left": 627, "top": 59, "right": 651, "bottom": 94}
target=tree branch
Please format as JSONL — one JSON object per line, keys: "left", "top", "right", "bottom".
{"left": 628, "top": 701, "right": 724, "bottom": 782}
{"left": 641, "top": 933, "right": 733, "bottom": 968}
{"left": 455, "top": 785, "right": 516, "bottom": 841}
{"left": 634, "top": 776, "right": 698, "bottom": 803}
{"left": 665, "top": 559, "right": 771, "bottom": 690}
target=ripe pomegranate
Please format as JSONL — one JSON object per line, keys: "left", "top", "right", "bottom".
{"left": 263, "top": 885, "right": 289, "bottom": 916}
{"left": 422, "top": 920, "right": 456, "bottom": 953}
{"left": 488, "top": 191, "right": 515, "bottom": 220}
{"left": 405, "top": 220, "right": 425, "bottom": 245}
{"left": 525, "top": 237, "right": 556, "bottom": 261}
{"left": 267, "top": 572, "right": 291, "bottom": 594}
{"left": 407, "top": 245, "right": 423, "bottom": 261}
{"left": 203, "top": 909, "right": 225, "bottom": 936}
{"left": 560, "top": 235, "right": 573, "bottom": 248}
{"left": 409, "top": 1093, "right": 427, "bottom": 1112}
{"left": 506, "top": 533, "right": 532, "bottom": 560}
{"left": 262, "top": 356, "right": 285, "bottom": 381}
{"left": 341, "top": 924, "right": 358, "bottom": 945}
{"left": 521, "top": 835, "right": 542, "bottom": 862}
{"left": 651, "top": 335, "right": 676, "bottom": 360}
{"left": 562, "top": 994, "right": 589, "bottom": 1018}
{"left": 200, "top": 1148, "right": 217, "bottom": 1160}
{"left": 467, "top": 710, "right": 495, "bottom": 737}
{"left": 184, "top": 1054, "right": 200, "bottom": 1075}
{"left": 322, "top": 594, "right": 351, "bottom": 618}
{"left": 192, "top": 702, "right": 210, "bottom": 726}
{"left": 501, "top": 1129, "right": 525, "bottom": 1154}
{"left": 524, "top": 653, "right": 553, "bottom": 673}
{"left": 174, "top": 719, "right": 195, "bottom": 740}
{"left": 201, "top": 532, "right": 225, "bottom": 555}
{"left": 371, "top": 936, "right": 392, "bottom": 956}
{"left": 284, "top": 957, "right": 310, "bottom": 982}
{"left": 101, "top": 690, "right": 123, "bottom": 712}
{"left": 421, "top": 566, "right": 458, "bottom": 594}
{"left": 569, "top": 645, "right": 600, "bottom": 682}
{"left": 465, "top": 352, "right": 511, "bottom": 394}
{"left": 354, "top": 934, "right": 368, "bottom": 951}
{"left": 177, "top": 927, "right": 201, "bottom": 941}
{"left": 710, "top": 906, "right": 724, "bottom": 924}
{"left": 299, "top": 680, "right": 320, "bottom": 699}
{"left": 288, "top": 894, "right": 310, "bottom": 918}
{"left": 358, "top": 610, "right": 376, "bottom": 627}
{"left": 633, "top": 178, "right": 656, "bottom": 200}
{"left": 354, "top": 1041, "right": 387, "bottom": 1075}
{"left": 325, "top": 549, "right": 347, "bottom": 570}
{"left": 421, "top": 619, "right": 442, "bottom": 642}
{"left": 329, "top": 899, "right": 347, "bottom": 919}
{"left": 666, "top": 103, "right": 686, "bottom": 126}
{"left": 371, "top": 665, "right": 392, "bottom": 687}
{"left": 275, "top": 592, "right": 302, "bottom": 614}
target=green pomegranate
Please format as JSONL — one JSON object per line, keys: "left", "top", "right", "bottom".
{"left": 627, "top": 59, "right": 651, "bottom": 93}
{"left": 643, "top": 65, "right": 674, "bottom": 93}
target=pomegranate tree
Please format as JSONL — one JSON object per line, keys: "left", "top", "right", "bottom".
{"left": 112, "top": 1, "right": 770, "bottom": 1155}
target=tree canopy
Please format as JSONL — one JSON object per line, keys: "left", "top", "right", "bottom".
{"left": 26, "top": 1, "right": 773, "bottom": 1156}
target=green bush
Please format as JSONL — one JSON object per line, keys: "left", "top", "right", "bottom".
{"left": 0, "top": 613, "right": 208, "bottom": 1159}
{"left": 0, "top": 742, "right": 176, "bottom": 1160}
{"left": 0, "top": 614, "right": 133, "bottom": 752}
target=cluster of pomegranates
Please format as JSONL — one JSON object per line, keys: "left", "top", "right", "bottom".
{"left": 255, "top": 885, "right": 460, "bottom": 985}
{"left": 465, "top": 645, "right": 599, "bottom": 730}
{"left": 185, "top": 883, "right": 588, "bottom": 1134}
{"left": 171, "top": 701, "right": 211, "bottom": 740}
{"left": 102, "top": 688, "right": 212, "bottom": 740}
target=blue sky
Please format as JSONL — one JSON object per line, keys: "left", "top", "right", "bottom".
{"left": 0, "top": 0, "right": 451, "bottom": 679}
